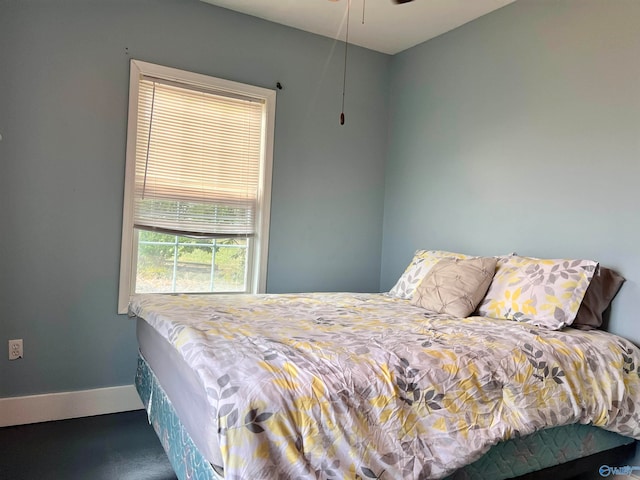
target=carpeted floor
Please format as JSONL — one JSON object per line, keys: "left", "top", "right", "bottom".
{"left": 0, "top": 410, "right": 176, "bottom": 480}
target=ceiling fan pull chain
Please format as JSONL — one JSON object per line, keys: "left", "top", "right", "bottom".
{"left": 362, "top": 0, "right": 366, "bottom": 24}
{"left": 340, "top": 0, "right": 350, "bottom": 125}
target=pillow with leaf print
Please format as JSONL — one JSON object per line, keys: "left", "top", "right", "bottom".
{"left": 387, "top": 250, "right": 475, "bottom": 299}
{"left": 475, "top": 255, "right": 598, "bottom": 330}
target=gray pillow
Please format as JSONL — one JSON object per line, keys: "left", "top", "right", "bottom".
{"left": 572, "top": 266, "right": 625, "bottom": 330}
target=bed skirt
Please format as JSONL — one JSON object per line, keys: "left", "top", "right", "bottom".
{"left": 446, "top": 418, "right": 635, "bottom": 479}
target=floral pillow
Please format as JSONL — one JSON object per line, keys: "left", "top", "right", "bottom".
{"left": 475, "top": 255, "right": 598, "bottom": 330}
{"left": 388, "top": 250, "right": 474, "bottom": 299}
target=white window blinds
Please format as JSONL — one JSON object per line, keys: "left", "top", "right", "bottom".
{"left": 133, "top": 76, "right": 265, "bottom": 238}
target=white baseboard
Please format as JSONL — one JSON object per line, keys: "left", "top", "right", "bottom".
{"left": 0, "top": 385, "right": 144, "bottom": 428}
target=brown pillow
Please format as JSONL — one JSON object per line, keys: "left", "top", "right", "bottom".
{"left": 411, "top": 257, "right": 497, "bottom": 318}
{"left": 572, "top": 266, "right": 625, "bottom": 330}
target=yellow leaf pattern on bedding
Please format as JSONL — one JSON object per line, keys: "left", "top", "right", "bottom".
{"left": 507, "top": 287, "right": 521, "bottom": 301}
{"left": 433, "top": 417, "right": 447, "bottom": 432}
{"left": 130, "top": 292, "right": 640, "bottom": 480}
{"left": 519, "top": 298, "right": 533, "bottom": 313}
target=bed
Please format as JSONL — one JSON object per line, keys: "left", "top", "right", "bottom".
{"left": 130, "top": 252, "right": 640, "bottom": 480}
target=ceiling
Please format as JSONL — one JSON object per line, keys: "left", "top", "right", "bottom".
{"left": 200, "top": 0, "right": 516, "bottom": 55}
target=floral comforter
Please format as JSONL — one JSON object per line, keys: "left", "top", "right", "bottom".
{"left": 129, "top": 292, "right": 640, "bottom": 479}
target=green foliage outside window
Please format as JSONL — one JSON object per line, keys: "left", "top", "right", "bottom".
{"left": 136, "top": 230, "right": 247, "bottom": 293}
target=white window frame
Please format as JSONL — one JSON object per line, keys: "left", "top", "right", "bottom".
{"left": 118, "top": 60, "right": 275, "bottom": 314}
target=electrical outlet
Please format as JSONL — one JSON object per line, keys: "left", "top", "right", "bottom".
{"left": 8, "top": 339, "right": 23, "bottom": 360}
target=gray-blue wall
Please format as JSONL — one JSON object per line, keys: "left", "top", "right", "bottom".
{"left": 0, "top": 0, "right": 389, "bottom": 397}
{"left": 2, "top": 0, "right": 639, "bottom": 401}
{"left": 381, "top": 0, "right": 640, "bottom": 345}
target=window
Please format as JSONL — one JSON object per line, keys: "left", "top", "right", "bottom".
{"left": 118, "top": 60, "right": 275, "bottom": 313}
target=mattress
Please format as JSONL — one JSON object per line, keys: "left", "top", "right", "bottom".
{"left": 136, "top": 352, "right": 220, "bottom": 480}
{"left": 131, "top": 292, "right": 640, "bottom": 479}
{"left": 137, "top": 317, "right": 223, "bottom": 466}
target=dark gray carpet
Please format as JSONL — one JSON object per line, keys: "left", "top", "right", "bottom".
{"left": 0, "top": 410, "right": 177, "bottom": 480}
